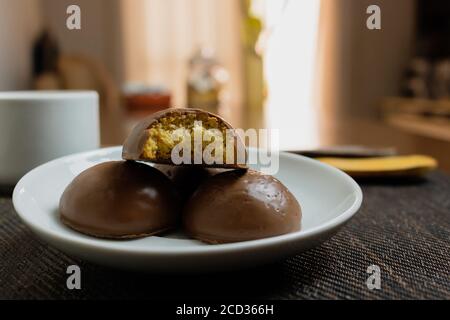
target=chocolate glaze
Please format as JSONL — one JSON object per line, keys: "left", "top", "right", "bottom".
{"left": 122, "top": 108, "right": 247, "bottom": 168}
{"left": 153, "top": 164, "right": 212, "bottom": 201}
{"left": 59, "top": 161, "right": 181, "bottom": 239}
{"left": 154, "top": 165, "right": 233, "bottom": 201}
{"left": 183, "top": 169, "right": 301, "bottom": 243}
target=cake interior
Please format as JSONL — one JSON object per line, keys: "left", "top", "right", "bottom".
{"left": 142, "top": 113, "right": 230, "bottom": 163}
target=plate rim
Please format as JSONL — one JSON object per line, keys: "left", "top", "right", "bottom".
{"left": 13, "top": 146, "right": 363, "bottom": 256}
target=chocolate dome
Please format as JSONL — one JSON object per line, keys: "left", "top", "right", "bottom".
{"left": 59, "top": 161, "right": 181, "bottom": 239}
{"left": 183, "top": 169, "right": 301, "bottom": 243}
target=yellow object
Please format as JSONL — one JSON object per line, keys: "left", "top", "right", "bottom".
{"left": 318, "top": 155, "right": 438, "bottom": 178}
{"left": 142, "top": 113, "right": 227, "bottom": 161}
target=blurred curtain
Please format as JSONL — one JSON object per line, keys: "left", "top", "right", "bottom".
{"left": 0, "top": 0, "right": 42, "bottom": 90}
{"left": 317, "top": 0, "right": 416, "bottom": 123}
{"left": 122, "top": 0, "right": 418, "bottom": 150}
{"left": 119, "top": 0, "right": 244, "bottom": 126}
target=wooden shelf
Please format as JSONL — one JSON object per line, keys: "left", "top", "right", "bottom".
{"left": 382, "top": 97, "right": 450, "bottom": 142}
{"left": 385, "top": 113, "right": 450, "bottom": 142}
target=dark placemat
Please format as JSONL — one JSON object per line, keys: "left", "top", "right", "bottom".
{"left": 0, "top": 172, "right": 449, "bottom": 300}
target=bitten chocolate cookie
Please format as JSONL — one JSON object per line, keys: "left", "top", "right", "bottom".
{"left": 122, "top": 108, "right": 247, "bottom": 168}
{"left": 59, "top": 161, "right": 181, "bottom": 239}
{"left": 183, "top": 169, "right": 301, "bottom": 244}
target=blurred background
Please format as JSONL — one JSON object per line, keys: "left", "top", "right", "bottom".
{"left": 1, "top": 0, "right": 450, "bottom": 171}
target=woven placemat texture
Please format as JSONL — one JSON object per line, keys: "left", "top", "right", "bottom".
{"left": 0, "top": 172, "right": 449, "bottom": 300}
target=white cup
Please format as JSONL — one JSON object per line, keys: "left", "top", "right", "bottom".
{"left": 0, "top": 91, "right": 100, "bottom": 185}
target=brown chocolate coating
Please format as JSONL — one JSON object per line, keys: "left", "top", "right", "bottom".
{"left": 59, "top": 161, "right": 181, "bottom": 239}
{"left": 153, "top": 164, "right": 215, "bottom": 201}
{"left": 122, "top": 108, "right": 247, "bottom": 168}
{"left": 183, "top": 169, "right": 301, "bottom": 243}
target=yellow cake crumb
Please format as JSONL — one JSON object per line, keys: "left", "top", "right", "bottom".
{"left": 141, "top": 113, "right": 229, "bottom": 163}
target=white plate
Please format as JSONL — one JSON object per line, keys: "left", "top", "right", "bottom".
{"left": 13, "top": 147, "right": 362, "bottom": 272}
